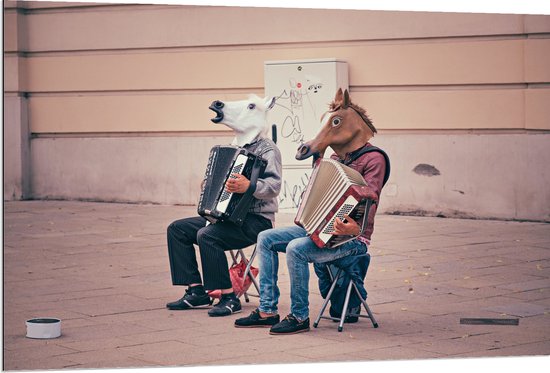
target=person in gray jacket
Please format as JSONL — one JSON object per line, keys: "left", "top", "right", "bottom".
{"left": 166, "top": 136, "right": 282, "bottom": 317}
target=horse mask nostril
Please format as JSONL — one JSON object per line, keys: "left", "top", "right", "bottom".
{"left": 214, "top": 101, "right": 224, "bottom": 109}
{"left": 299, "top": 145, "right": 309, "bottom": 155}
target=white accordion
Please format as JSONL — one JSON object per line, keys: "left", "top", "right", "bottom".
{"left": 294, "top": 158, "right": 377, "bottom": 249}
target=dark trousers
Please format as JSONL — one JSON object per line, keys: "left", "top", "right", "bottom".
{"left": 167, "top": 214, "right": 272, "bottom": 290}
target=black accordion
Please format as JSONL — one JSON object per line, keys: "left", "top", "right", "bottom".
{"left": 198, "top": 145, "right": 267, "bottom": 226}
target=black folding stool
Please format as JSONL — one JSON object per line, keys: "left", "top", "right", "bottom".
{"left": 228, "top": 246, "right": 259, "bottom": 302}
{"left": 313, "top": 253, "right": 379, "bottom": 332}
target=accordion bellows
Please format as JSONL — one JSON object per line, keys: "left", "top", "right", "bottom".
{"left": 295, "top": 158, "right": 377, "bottom": 248}
{"left": 198, "top": 145, "right": 266, "bottom": 226}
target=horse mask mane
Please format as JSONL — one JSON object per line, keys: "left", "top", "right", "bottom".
{"left": 326, "top": 89, "right": 377, "bottom": 136}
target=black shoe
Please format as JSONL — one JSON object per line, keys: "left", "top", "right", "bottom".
{"left": 208, "top": 294, "right": 242, "bottom": 317}
{"left": 269, "top": 314, "right": 310, "bottom": 335}
{"left": 166, "top": 288, "right": 212, "bottom": 310}
{"left": 330, "top": 305, "right": 360, "bottom": 323}
{"left": 235, "top": 309, "right": 280, "bottom": 328}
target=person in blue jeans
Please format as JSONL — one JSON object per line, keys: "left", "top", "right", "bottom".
{"left": 235, "top": 224, "right": 368, "bottom": 334}
{"left": 234, "top": 142, "right": 388, "bottom": 334}
{"left": 235, "top": 89, "right": 389, "bottom": 334}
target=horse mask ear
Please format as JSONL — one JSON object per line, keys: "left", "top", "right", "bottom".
{"left": 265, "top": 96, "right": 276, "bottom": 110}
{"left": 342, "top": 89, "right": 351, "bottom": 109}
{"left": 334, "top": 88, "right": 344, "bottom": 105}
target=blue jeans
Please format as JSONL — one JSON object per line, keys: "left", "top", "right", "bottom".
{"left": 257, "top": 225, "right": 367, "bottom": 321}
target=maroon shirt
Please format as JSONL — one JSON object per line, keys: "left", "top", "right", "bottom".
{"left": 330, "top": 142, "right": 387, "bottom": 242}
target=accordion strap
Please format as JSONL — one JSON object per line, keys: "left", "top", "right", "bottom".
{"left": 344, "top": 145, "right": 391, "bottom": 187}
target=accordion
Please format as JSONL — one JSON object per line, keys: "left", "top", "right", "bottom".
{"left": 294, "top": 158, "right": 377, "bottom": 249}
{"left": 198, "top": 145, "right": 267, "bottom": 226}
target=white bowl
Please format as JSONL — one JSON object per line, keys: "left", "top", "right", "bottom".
{"left": 26, "top": 318, "right": 61, "bottom": 339}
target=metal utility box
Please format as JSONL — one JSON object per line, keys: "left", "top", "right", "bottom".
{"left": 264, "top": 58, "right": 349, "bottom": 211}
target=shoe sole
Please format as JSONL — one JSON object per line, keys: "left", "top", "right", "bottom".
{"left": 269, "top": 327, "right": 310, "bottom": 335}
{"left": 208, "top": 309, "right": 242, "bottom": 317}
{"left": 234, "top": 323, "right": 275, "bottom": 328}
{"left": 166, "top": 304, "right": 212, "bottom": 310}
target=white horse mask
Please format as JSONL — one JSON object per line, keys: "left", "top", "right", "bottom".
{"left": 209, "top": 95, "right": 277, "bottom": 147}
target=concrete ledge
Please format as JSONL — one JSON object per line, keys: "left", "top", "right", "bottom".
{"left": 28, "top": 132, "right": 550, "bottom": 221}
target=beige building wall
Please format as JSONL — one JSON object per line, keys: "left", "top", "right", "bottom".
{"left": 4, "top": 1, "right": 550, "bottom": 221}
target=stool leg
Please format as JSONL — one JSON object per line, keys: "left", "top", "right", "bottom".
{"left": 229, "top": 250, "right": 238, "bottom": 264}
{"left": 242, "top": 248, "right": 260, "bottom": 297}
{"left": 338, "top": 281, "right": 354, "bottom": 332}
{"left": 352, "top": 282, "right": 378, "bottom": 328}
{"left": 239, "top": 248, "right": 260, "bottom": 299}
{"left": 313, "top": 268, "right": 342, "bottom": 328}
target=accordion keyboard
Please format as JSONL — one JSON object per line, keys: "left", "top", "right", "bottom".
{"left": 216, "top": 154, "right": 248, "bottom": 213}
{"left": 318, "top": 195, "right": 358, "bottom": 244}
{"left": 218, "top": 163, "right": 244, "bottom": 203}
{"left": 321, "top": 202, "right": 355, "bottom": 235}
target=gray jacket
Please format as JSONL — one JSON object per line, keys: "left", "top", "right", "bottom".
{"left": 243, "top": 136, "right": 282, "bottom": 223}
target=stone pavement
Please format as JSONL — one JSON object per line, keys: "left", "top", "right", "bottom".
{"left": 2, "top": 200, "right": 550, "bottom": 371}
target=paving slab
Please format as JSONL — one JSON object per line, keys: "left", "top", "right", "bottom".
{"left": 2, "top": 200, "right": 550, "bottom": 371}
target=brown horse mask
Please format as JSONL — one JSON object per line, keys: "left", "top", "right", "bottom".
{"left": 296, "top": 88, "right": 377, "bottom": 162}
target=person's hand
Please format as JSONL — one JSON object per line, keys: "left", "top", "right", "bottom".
{"left": 332, "top": 214, "right": 361, "bottom": 236}
{"left": 225, "top": 174, "right": 250, "bottom": 194}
